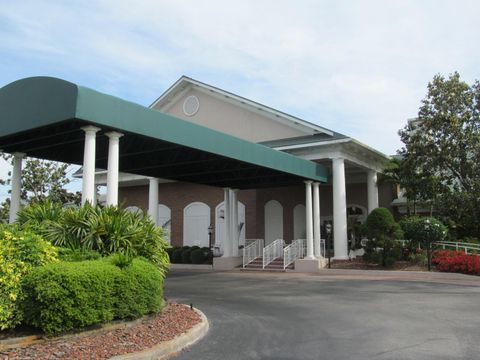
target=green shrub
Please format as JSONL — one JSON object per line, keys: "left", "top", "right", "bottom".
{"left": 21, "top": 257, "right": 164, "bottom": 334}
{"left": 171, "top": 248, "right": 183, "bottom": 263}
{"left": 181, "top": 247, "right": 193, "bottom": 264}
{"left": 109, "top": 257, "right": 164, "bottom": 319}
{"left": 17, "top": 202, "right": 170, "bottom": 276}
{"left": 190, "top": 249, "right": 205, "bottom": 264}
{"left": 384, "top": 256, "right": 396, "bottom": 268}
{"left": 364, "top": 208, "right": 403, "bottom": 267}
{"left": 201, "top": 247, "right": 213, "bottom": 264}
{"left": 21, "top": 260, "right": 118, "bottom": 334}
{"left": 0, "top": 225, "right": 58, "bottom": 330}
{"left": 408, "top": 251, "right": 428, "bottom": 266}
{"left": 58, "top": 248, "right": 101, "bottom": 262}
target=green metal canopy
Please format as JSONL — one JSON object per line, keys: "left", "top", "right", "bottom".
{"left": 0, "top": 77, "right": 327, "bottom": 189}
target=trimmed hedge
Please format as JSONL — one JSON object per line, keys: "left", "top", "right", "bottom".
{"left": 21, "top": 257, "right": 164, "bottom": 334}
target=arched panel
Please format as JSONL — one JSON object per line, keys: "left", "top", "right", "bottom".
{"left": 183, "top": 202, "right": 210, "bottom": 247}
{"left": 215, "top": 201, "right": 246, "bottom": 253}
{"left": 158, "top": 204, "right": 171, "bottom": 243}
{"left": 293, "top": 204, "right": 306, "bottom": 240}
{"left": 264, "top": 200, "right": 283, "bottom": 245}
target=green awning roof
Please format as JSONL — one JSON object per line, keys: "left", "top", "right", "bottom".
{"left": 0, "top": 77, "right": 327, "bottom": 189}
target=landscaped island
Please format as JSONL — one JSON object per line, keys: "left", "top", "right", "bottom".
{"left": 1, "top": 202, "right": 170, "bottom": 335}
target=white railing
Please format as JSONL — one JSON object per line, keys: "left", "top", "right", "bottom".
{"left": 434, "top": 241, "right": 480, "bottom": 255}
{"left": 301, "top": 238, "right": 326, "bottom": 258}
{"left": 263, "top": 239, "right": 284, "bottom": 269}
{"left": 319, "top": 239, "right": 326, "bottom": 257}
{"left": 283, "top": 239, "right": 305, "bottom": 269}
{"left": 242, "top": 239, "right": 264, "bottom": 268}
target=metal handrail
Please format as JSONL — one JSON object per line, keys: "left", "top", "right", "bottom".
{"left": 283, "top": 239, "right": 305, "bottom": 269}
{"left": 263, "top": 239, "right": 284, "bottom": 269}
{"left": 242, "top": 239, "right": 264, "bottom": 268}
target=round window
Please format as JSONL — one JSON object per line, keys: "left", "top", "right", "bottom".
{"left": 183, "top": 95, "right": 200, "bottom": 116}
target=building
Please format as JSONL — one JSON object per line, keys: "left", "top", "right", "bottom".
{"left": 92, "top": 77, "right": 393, "bottom": 261}
{"left": 0, "top": 76, "right": 394, "bottom": 271}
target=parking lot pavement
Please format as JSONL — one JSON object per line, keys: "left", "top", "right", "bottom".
{"left": 165, "top": 270, "right": 480, "bottom": 360}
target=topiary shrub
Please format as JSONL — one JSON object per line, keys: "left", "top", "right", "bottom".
{"left": 181, "top": 247, "right": 193, "bottom": 264}
{"left": 171, "top": 248, "right": 183, "bottom": 263}
{"left": 190, "top": 248, "right": 205, "bottom": 264}
{"left": 201, "top": 247, "right": 213, "bottom": 264}
{"left": 21, "top": 257, "right": 165, "bottom": 335}
{"left": 364, "top": 208, "right": 403, "bottom": 267}
{"left": 107, "top": 257, "right": 164, "bottom": 319}
{"left": 21, "top": 259, "right": 118, "bottom": 334}
{"left": 0, "top": 225, "right": 58, "bottom": 330}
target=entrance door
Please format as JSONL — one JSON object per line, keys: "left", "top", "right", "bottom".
{"left": 215, "top": 201, "right": 246, "bottom": 253}
{"left": 264, "top": 200, "right": 283, "bottom": 245}
{"left": 183, "top": 202, "right": 210, "bottom": 247}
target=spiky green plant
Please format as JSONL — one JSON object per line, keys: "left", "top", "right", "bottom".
{"left": 16, "top": 203, "right": 169, "bottom": 276}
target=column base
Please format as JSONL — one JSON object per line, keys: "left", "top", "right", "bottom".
{"left": 213, "top": 256, "right": 242, "bottom": 270}
{"left": 294, "top": 258, "right": 328, "bottom": 272}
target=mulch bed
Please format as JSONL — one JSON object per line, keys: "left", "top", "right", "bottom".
{"left": 0, "top": 303, "right": 201, "bottom": 360}
{"left": 331, "top": 258, "right": 428, "bottom": 271}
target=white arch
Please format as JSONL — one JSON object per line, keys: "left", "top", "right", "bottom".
{"left": 293, "top": 204, "right": 306, "bottom": 240}
{"left": 125, "top": 206, "right": 142, "bottom": 214}
{"left": 158, "top": 204, "right": 171, "bottom": 243}
{"left": 183, "top": 202, "right": 210, "bottom": 247}
{"left": 264, "top": 200, "right": 283, "bottom": 245}
{"left": 215, "top": 201, "right": 246, "bottom": 253}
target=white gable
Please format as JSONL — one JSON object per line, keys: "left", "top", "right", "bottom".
{"left": 150, "top": 77, "right": 333, "bottom": 143}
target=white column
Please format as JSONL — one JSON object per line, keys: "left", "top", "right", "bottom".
{"left": 105, "top": 131, "right": 123, "bottom": 206}
{"left": 230, "top": 189, "right": 239, "bottom": 257}
{"left": 81, "top": 126, "right": 101, "bottom": 205}
{"left": 223, "top": 188, "right": 231, "bottom": 257}
{"left": 332, "top": 157, "right": 348, "bottom": 259}
{"left": 367, "top": 170, "right": 379, "bottom": 214}
{"left": 313, "top": 182, "right": 321, "bottom": 257}
{"left": 9, "top": 152, "right": 24, "bottom": 223}
{"left": 305, "top": 181, "right": 314, "bottom": 259}
{"left": 148, "top": 177, "right": 159, "bottom": 225}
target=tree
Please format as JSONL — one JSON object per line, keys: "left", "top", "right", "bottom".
{"left": 399, "top": 72, "right": 480, "bottom": 239}
{"left": 0, "top": 155, "right": 80, "bottom": 222}
{"left": 364, "top": 207, "right": 403, "bottom": 267}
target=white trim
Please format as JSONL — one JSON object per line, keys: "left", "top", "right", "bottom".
{"left": 274, "top": 138, "right": 352, "bottom": 151}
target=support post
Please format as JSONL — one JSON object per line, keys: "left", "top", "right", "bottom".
{"left": 81, "top": 126, "right": 101, "bottom": 205}
{"left": 9, "top": 152, "right": 24, "bottom": 223}
{"left": 223, "top": 188, "right": 231, "bottom": 257}
{"left": 305, "top": 181, "right": 314, "bottom": 259}
{"left": 148, "top": 177, "right": 159, "bottom": 225}
{"left": 105, "top": 131, "right": 123, "bottom": 206}
{"left": 313, "top": 182, "right": 321, "bottom": 257}
{"left": 332, "top": 157, "right": 348, "bottom": 259}
{"left": 367, "top": 170, "right": 379, "bottom": 214}
{"left": 231, "top": 189, "right": 239, "bottom": 257}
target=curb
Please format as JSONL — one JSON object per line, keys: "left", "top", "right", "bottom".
{"left": 0, "top": 316, "right": 148, "bottom": 351}
{"left": 109, "top": 306, "right": 209, "bottom": 360}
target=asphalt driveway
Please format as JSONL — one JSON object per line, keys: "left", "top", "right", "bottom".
{"left": 165, "top": 270, "right": 480, "bottom": 360}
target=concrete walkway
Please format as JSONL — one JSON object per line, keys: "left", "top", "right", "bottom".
{"left": 165, "top": 269, "right": 480, "bottom": 360}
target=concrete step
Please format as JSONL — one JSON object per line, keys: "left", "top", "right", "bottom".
{"left": 243, "top": 257, "right": 294, "bottom": 271}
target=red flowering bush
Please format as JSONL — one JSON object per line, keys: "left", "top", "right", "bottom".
{"left": 432, "top": 250, "right": 480, "bottom": 275}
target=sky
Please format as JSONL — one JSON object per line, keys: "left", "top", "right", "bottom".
{"left": 1, "top": 0, "right": 479, "bottom": 200}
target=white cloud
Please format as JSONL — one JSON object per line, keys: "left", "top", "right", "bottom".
{"left": 1, "top": 0, "right": 480, "bottom": 157}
